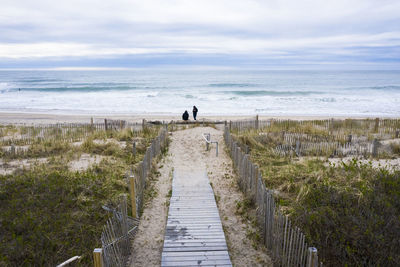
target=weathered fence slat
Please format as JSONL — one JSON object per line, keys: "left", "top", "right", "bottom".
{"left": 224, "top": 125, "right": 321, "bottom": 266}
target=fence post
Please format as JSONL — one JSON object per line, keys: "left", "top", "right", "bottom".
{"left": 329, "top": 118, "right": 334, "bottom": 131}
{"left": 307, "top": 247, "right": 318, "bottom": 267}
{"left": 104, "top": 119, "right": 108, "bottom": 131}
{"left": 90, "top": 117, "right": 94, "bottom": 131}
{"left": 396, "top": 130, "right": 399, "bottom": 138}
{"left": 296, "top": 140, "right": 301, "bottom": 156}
{"left": 253, "top": 165, "right": 259, "bottom": 202}
{"left": 11, "top": 144, "right": 15, "bottom": 156}
{"left": 93, "top": 248, "right": 104, "bottom": 267}
{"left": 129, "top": 175, "right": 137, "bottom": 218}
{"left": 132, "top": 142, "right": 136, "bottom": 159}
{"left": 372, "top": 138, "right": 379, "bottom": 157}
{"left": 255, "top": 114, "right": 259, "bottom": 130}
{"left": 347, "top": 134, "right": 352, "bottom": 143}
{"left": 206, "top": 133, "right": 210, "bottom": 151}
{"left": 142, "top": 119, "right": 146, "bottom": 130}
{"left": 374, "top": 118, "right": 379, "bottom": 132}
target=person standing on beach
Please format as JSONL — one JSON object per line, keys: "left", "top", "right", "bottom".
{"left": 192, "top": 106, "right": 198, "bottom": 120}
{"left": 182, "top": 110, "right": 189, "bottom": 121}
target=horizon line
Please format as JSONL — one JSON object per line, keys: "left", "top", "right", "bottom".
{"left": 1, "top": 66, "right": 400, "bottom": 71}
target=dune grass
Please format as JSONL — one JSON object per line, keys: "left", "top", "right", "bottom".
{"left": 232, "top": 121, "right": 400, "bottom": 266}
{"left": 0, "top": 125, "right": 161, "bottom": 266}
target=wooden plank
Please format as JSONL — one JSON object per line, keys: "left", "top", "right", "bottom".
{"left": 169, "top": 205, "right": 217, "bottom": 208}
{"left": 165, "top": 233, "right": 225, "bottom": 237}
{"left": 162, "top": 171, "right": 231, "bottom": 266}
{"left": 162, "top": 246, "right": 228, "bottom": 252}
{"left": 161, "top": 260, "right": 232, "bottom": 266}
{"left": 165, "top": 237, "right": 227, "bottom": 242}
{"left": 165, "top": 238, "right": 227, "bottom": 242}
{"left": 167, "top": 215, "right": 220, "bottom": 218}
{"left": 170, "top": 197, "right": 216, "bottom": 201}
{"left": 166, "top": 225, "right": 224, "bottom": 229}
{"left": 168, "top": 211, "right": 220, "bottom": 215}
{"left": 165, "top": 234, "right": 226, "bottom": 238}
{"left": 165, "top": 228, "right": 224, "bottom": 232}
{"left": 164, "top": 240, "right": 228, "bottom": 245}
{"left": 169, "top": 202, "right": 217, "bottom": 205}
{"left": 165, "top": 231, "right": 225, "bottom": 235}
{"left": 170, "top": 201, "right": 216, "bottom": 204}
{"left": 167, "top": 218, "right": 222, "bottom": 222}
{"left": 162, "top": 255, "right": 230, "bottom": 261}
{"left": 163, "top": 243, "right": 228, "bottom": 249}
{"left": 167, "top": 219, "right": 222, "bottom": 223}
{"left": 162, "top": 251, "right": 229, "bottom": 257}
{"left": 172, "top": 191, "right": 213, "bottom": 194}
{"left": 165, "top": 233, "right": 225, "bottom": 238}
{"left": 167, "top": 214, "right": 221, "bottom": 217}
{"left": 166, "top": 227, "right": 224, "bottom": 231}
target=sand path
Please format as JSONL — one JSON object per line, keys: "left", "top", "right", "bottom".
{"left": 129, "top": 126, "right": 272, "bottom": 266}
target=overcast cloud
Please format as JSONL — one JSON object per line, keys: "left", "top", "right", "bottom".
{"left": 0, "top": 0, "right": 399, "bottom": 68}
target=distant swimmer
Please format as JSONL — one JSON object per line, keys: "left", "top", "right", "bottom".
{"left": 192, "top": 106, "right": 198, "bottom": 120}
{"left": 19, "top": 88, "right": 21, "bottom": 91}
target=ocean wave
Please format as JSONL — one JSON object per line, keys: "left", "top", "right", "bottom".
{"left": 370, "top": 85, "right": 400, "bottom": 90}
{"left": 208, "top": 83, "right": 257, "bottom": 88}
{"left": 146, "top": 92, "right": 159, "bottom": 97}
{"left": 317, "top": 97, "right": 336, "bottom": 102}
{"left": 345, "top": 85, "right": 400, "bottom": 91}
{"left": 14, "top": 86, "right": 139, "bottom": 92}
{"left": 228, "top": 90, "right": 321, "bottom": 96}
{"left": 20, "top": 78, "right": 63, "bottom": 83}
{"left": 0, "top": 82, "right": 11, "bottom": 93}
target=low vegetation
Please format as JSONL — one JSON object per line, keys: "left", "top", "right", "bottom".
{"left": 0, "top": 124, "right": 160, "bottom": 266}
{"left": 232, "top": 119, "right": 400, "bottom": 266}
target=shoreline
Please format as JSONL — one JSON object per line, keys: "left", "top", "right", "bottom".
{"left": 0, "top": 111, "right": 395, "bottom": 125}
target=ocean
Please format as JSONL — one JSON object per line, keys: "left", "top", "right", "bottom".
{"left": 0, "top": 69, "right": 400, "bottom": 116}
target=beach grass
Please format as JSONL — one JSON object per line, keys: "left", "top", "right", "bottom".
{"left": 232, "top": 120, "right": 400, "bottom": 266}
{"left": 0, "top": 125, "right": 160, "bottom": 266}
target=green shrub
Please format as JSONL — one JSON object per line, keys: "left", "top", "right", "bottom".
{"left": 292, "top": 161, "right": 400, "bottom": 266}
{"left": 0, "top": 163, "right": 128, "bottom": 266}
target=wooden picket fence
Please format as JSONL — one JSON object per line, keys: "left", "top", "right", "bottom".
{"left": 274, "top": 140, "right": 375, "bottom": 157}
{"left": 132, "top": 127, "right": 168, "bottom": 215}
{"left": 94, "top": 126, "right": 169, "bottom": 267}
{"left": 101, "top": 196, "right": 139, "bottom": 267}
{"left": 224, "top": 126, "right": 321, "bottom": 267}
{"left": 0, "top": 119, "right": 152, "bottom": 159}
{"left": 230, "top": 117, "right": 400, "bottom": 140}
{"left": 0, "top": 119, "right": 149, "bottom": 147}
{"left": 229, "top": 117, "right": 400, "bottom": 158}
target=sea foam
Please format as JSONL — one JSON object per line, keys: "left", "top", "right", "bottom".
{"left": 0, "top": 69, "right": 399, "bottom": 116}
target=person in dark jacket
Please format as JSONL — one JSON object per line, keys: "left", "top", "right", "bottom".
{"left": 192, "top": 106, "right": 198, "bottom": 120}
{"left": 182, "top": 110, "right": 189, "bottom": 121}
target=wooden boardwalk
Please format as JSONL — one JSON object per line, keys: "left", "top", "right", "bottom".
{"left": 161, "top": 171, "right": 232, "bottom": 267}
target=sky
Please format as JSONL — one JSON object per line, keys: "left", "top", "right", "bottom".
{"left": 1, "top": 0, "right": 400, "bottom": 69}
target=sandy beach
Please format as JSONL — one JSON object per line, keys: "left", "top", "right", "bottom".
{"left": 0, "top": 112, "right": 374, "bottom": 125}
